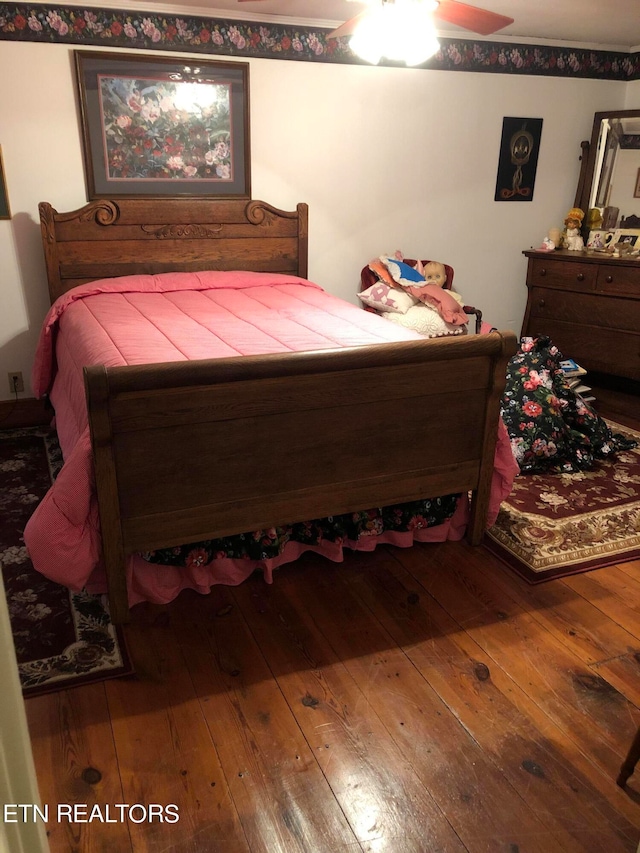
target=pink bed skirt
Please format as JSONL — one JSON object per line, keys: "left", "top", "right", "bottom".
{"left": 84, "top": 497, "right": 471, "bottom": 607}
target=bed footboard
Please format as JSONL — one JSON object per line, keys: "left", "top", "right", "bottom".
{"left": 85, "top": 331, "right": 517, "bottom": 623}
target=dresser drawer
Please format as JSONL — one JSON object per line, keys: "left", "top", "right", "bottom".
{"left": 527, "top": 286, "right": 640, "bottom": 333}
{"left": 524, "top": 318, "right": 640, "bottom": 380}
{"left": 523, "top": 249, "right": 640, "bottom": 379}
{"left": 595, "top": 264, "right": 640, "bottom": 297}
{"left": 528, "top": 258, "right": 597, "bottom": 291}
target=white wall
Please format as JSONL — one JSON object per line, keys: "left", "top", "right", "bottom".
{"left": 0, "top": 40, "right": 633, "bottom": 399}
{"left": 625, "top": 79, "right": 640, "bottom": 107}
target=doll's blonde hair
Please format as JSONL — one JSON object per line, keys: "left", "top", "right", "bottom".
{"left": 564, "top": 207, "right": 584, "bottom": 226}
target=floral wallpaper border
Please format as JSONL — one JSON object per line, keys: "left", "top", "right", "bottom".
{"left": 0, "top": 3, "right": 639, "bottom": 79}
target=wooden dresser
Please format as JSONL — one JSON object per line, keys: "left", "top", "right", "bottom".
{"left": 522, "top": 249, "right": 640, "bottom": 381}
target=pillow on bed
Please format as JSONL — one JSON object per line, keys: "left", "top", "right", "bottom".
{"left": 368, "top": 259, "right": 398, "bottom": 288}
{"left": 358, "top": 282, "right": 418, "bottom": 314}
{"left": 384, "top": 304, "right": 466, "bottom": 338}
{"left": 382, "top": 257, "right": 427, "bottom": 288}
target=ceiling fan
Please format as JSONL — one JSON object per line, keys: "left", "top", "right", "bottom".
{"left": 236, "top": 0, "right": 514, "bottom": 39}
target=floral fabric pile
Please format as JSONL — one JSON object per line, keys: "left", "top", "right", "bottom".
{"left": 500, "top": 336, "right": 636, "bottom": 474}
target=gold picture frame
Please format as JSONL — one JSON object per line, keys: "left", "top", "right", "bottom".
{"left": 0, "top": 146, "right": 11, "bottom": 220}
{"left": 634, "top": 167, "right": 640, "bottom": 199}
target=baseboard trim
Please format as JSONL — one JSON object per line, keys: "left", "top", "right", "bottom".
{"left": 0, "top": 398, "right": 51, "bottom": 429}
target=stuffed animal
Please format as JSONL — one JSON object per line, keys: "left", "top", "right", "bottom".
{"left": 606, "top": 240, "right": 640, "bottom": 258}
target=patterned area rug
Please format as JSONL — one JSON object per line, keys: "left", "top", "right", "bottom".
{"left": 485, "top": 420, "right": 640, "bottom": 582}
{"left": 0, "top": 426, "right": 132, "bottom": 696}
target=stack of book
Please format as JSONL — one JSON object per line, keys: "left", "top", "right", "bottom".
{"left": 559, "top": 358, "right": 596, "bottom": 403}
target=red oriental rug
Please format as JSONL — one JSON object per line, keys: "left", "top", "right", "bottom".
{"left": 485, "top": 420, "right": 640, "bottom": 582}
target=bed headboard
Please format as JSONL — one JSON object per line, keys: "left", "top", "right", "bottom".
{"left": 38, "top": 198, "right": 309, "bottom": 304}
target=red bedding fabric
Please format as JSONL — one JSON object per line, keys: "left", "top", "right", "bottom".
{"left": 25, "top": 271, "right": 518, "bottom": 607}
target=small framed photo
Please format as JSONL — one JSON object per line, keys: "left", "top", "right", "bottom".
{"left": 75, "top": 50, "right": 251, "bottom": 199}
{"left": 614, "top": 229, "right": 640, "bottom": 246}
{"left": 0, "top": 146, "right": 11, "bottom": 220}
{"left": 635, "top": 167, "right": 640, "bottom": 199}
{"left": 586, "top": 229, "right": 612, "bottom": 249}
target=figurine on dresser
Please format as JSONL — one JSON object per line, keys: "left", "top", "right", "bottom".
{"left": 536, "top": 227, "right": 561, "bottom": 252}
{"left": 562, "top": 207, "right": 585, "bottom": 251}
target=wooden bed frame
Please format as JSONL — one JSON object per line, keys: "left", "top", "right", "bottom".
{"left": 39, "top": 197, "right": 517, "bottom": 623}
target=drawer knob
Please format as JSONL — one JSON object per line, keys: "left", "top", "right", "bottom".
{"left": 540, "top": 268, "right": 547, "bottom": 276}
{"left": 538, "top": 299, "right": 545, "bottom": 308}
{"left": 606, "top": 275, "right": 613, "bottom": 283}
{"left": 576, "top": 273, "right": 585, "bottom": 281}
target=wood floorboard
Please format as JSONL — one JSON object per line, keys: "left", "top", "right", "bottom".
{"left": 461, "top": 545, "right": 640, "bottom": 666}
{"left": 167, "top": 585, "right": 363, "bottom": 853}
{"left": 25, "top": 683, "right": 133, "bottom": 853}
{"left": 391, "top": 543, "right": 640, "bottom": 773}
{"left": 22, "top": 395, "right": 640, "bottom": 853}
{"left": 619, "top": 561, "right": 640, "bottom": 584}
{"left": 564, "top": 567, "right": 640, "bottom": 636}
{"left": 342, "top": 546, "right": 640, "bottom": 851}
{"left": 104, "top": 614, "right": 250, "bottom": 853}
{"left": 251, "top": 558, "right": 580, "bottom": 853}
{"left": 589, "top": 652, "right": 640, "bottom": 711}
{"left": 232, "top": 569, "right": 469, "bottom": 852}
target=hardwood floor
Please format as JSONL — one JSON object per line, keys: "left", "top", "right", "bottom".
{"left": 24, "top": 404, "right": 640, "bottom": 853}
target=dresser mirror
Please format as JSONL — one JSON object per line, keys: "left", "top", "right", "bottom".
{"left": 576, "top": 109, "right": 640, "bottom": 232}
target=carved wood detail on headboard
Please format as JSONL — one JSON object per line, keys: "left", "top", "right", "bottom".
{"left": 141, "top": 223, "right": 224, "bottom": 239}
{"left": 38, "top": 198, "right": 309, "bottom": 304}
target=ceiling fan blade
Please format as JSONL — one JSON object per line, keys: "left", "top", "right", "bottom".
{"left": 235, "top": 1, "right": 512, "bottom": 39}
{"left": 235, "top": 0, "right": 364, "bottom": 40}
{"left": 327, "top": 12, "right": 368, "bottom": 40}
{"left": 434, "top": 0, "right": 513, "bottom": 35}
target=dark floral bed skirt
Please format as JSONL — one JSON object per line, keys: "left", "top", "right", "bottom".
{"left": 142, "top": 495, "right": 460, "bottom": 569}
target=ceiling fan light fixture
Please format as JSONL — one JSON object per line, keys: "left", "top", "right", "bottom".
{"left": 349, "top": 0, "right": 441, "bottom": 67}
{"left": 349, "top": 12, "right": 385, "bottom": 64}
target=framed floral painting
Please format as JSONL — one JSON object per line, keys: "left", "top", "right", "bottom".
{"left": 74, "top": 51, "right": 250, "bottom": 199}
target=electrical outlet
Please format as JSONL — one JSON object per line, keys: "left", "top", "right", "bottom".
{"left": 8, "top": 371, "right": 24, "bottom": 394}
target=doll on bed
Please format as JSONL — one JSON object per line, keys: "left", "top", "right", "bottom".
{"left": 399, "top": 260, "right": 468, "bottom": 326}
{"left": 370, "top": 255, "right": 469, "bottom": 337}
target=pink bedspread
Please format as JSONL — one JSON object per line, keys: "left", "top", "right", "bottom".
{"left": 25, "top": 271, "right": 518, "bottom": 607}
